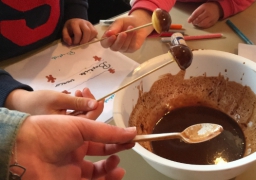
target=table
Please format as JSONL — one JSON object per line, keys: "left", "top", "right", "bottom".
{"left": 90, "top": 2, "right": 256, "bottom": 180}
{"left": 1, "top": 2, "right": 256, "bottom": 180}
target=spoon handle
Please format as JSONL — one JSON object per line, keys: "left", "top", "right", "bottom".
{"left": 132, "top": 133, "right": 181, "bottom": 142}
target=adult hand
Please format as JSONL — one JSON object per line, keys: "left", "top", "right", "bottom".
{"left": 11, "top": 115, "right": 137, "bottom": 180}
{"left": 187, "top": 2, "right": 223, "bottom": 29}
{"left": 101, "top": 9, "right": 154, "bottom": 53}
{"left": 62, "top": 18, "right": 98, "bottom": 45}
{"left": 5, "top": 88, "right": 103, "bottom": 119}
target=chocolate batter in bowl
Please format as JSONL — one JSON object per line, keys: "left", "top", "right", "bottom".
{"left": 113, "top": 50, "right": 256, "bottom": 180}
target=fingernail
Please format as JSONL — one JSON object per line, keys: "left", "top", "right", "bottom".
{"left": 126, "top": 126, "right": 136, "bottom": 132}
{"left": 88, "top": 100, "right": 97, "bottom": 108}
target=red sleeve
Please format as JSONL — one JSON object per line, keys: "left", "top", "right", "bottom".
{"left": 217, "top": 0, "right": 255, "bottom": 19}
{"left": 129, "top": 0, "right": 175, "bottom": 14}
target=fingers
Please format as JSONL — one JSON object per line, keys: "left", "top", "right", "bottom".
{"left": 74, "top": 88, "right": 104, "bottom": 119}
{"left": 101, "top": 19, "right": 125, "bottom": 49}
{"left": 79, "top": 23, "right": 98, "bottom": 44}
{"left": 75, "top": 88, "right": 95, "bottom": 99}
{"left": 62, "top": 19, "right": 98, "bottom": 45}
{"left": 56, "top": 93, "right": 99, "bottom": 111}
{"left": 76, "top": 119, "right": 137, "bottom": 144}
{"left": 100, "top": 19, "right": 138, "bottom": 52}
{"left": 62, "top": 28, "right": 72, "bottom": 45}
{"left": 104, "top": 167, "right": 125, "bottom": 180}
{"left": 188, "top": 3, "right": 221, "bottom": 28}
{"left": 109, "top": 26, "right": 136, "bottom": 52}
{"left": 193, "top": 18, "right": 216, "bottom": 29}
{"left": 100, "top": 16, "right": 150, "bottom": 53}
{"left": 86, "top": 141, "right": 135, "bottom": 156}
{"left": 93, "top": 155, "right": 120, "bottom": 177}
{"left": 187, "top": 6, "right": 205, "bottom": 24}
{"left": 101, "top": 26, "right": 141, "bottom": 53}
{"left": 82, "top": 155, "right": 125, "bottom": 180}
{"left": 80, "top": 100, "right": 104, "bottom": 119}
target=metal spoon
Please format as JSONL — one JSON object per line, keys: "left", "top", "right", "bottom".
{"left": 132, "top": 123, "right": 223, "bottom": 143}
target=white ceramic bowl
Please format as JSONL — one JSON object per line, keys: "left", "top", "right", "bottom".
{"left": 113, "top": 50, "right": 256, "bottom": 180}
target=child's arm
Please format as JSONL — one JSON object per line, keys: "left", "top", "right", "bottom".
{"left": 0, "top": 69, "right": 33, "bottom": 107}
{"left": 218, "top": 0, "right": 255, "bottom": 19}
{"left": 188, "top": 0, "right": 255, "bottom": 29}
{"left": 130, "top": 0, "right": 175, "bottom": 14}
{"left": 100, "top": 0, "right": 175, "bottom": 53}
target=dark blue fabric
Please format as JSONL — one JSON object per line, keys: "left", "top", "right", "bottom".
{"left": 0, "top": 69, "right": 33, "bottom": 107}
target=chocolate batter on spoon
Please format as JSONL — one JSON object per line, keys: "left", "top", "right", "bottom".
{"left": 132, "top": 123, "right": 223, "bottom": 143}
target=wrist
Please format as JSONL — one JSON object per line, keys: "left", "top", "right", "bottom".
{"left": 9, "top": 141, "right": 27, "bottom": 179}
{"left": 213, "top": 2, "right": 224, "bottom": 19}
{"left": 130, "top": 9, "right": 154, "bottom": 33}
{"left": 5, "top": 89, "right": 30, "bottom": 111}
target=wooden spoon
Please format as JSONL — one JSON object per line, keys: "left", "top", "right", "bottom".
{"left": 132, "top": 123, "right": 223, "bottom": 143}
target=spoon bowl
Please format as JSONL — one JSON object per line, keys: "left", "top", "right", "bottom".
{"left": 132, "top": 123, "right": 223, "bottom": 143}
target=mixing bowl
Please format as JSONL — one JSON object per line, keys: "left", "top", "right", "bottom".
{"left": 113, "top": 50, "right": 256, "bottom": 180}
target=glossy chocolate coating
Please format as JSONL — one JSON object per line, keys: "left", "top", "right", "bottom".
{"left": 153, "top": 8, "right": 172, "bottom": 33}
{"left": 169, "top": 44, "right": 193, "bottom": 70}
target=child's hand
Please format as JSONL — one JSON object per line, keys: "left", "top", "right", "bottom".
{"left": 62, "top": 18, "right": 98, "bottom": 45}
{"left": 187, "top": 2, "right": 224, "bottom": 28}
{"left": 101, "top": 9, "right": 154, "bottom": 53}
{"left": 5, "top": 88, "right": 103, "bottom": 119}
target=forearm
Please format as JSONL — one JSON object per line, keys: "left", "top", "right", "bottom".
{"left": 0, "top": 70, "right": 33, "bottom": 107}
{"left": 130, "top": 9, "right": 155, "bottom": 34}
{"left": 0, "top": 108, "right": 29, "bottom": 180}
{"left": 130, "top": 0, "right": 175, "bottom": 14}
{"left": 217, "top": 0, "right": 255, "bottom": 19}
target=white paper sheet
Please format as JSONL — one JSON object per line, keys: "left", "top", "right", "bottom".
{"left": 5, "top": 42, "right": 139, "bottom": 123}
{"left": 238, "top": 43, "right": 256, "bottom": 63}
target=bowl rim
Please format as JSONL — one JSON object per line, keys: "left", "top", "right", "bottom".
{"left": 132, "top": 143, "right": 256, "bottom": 171}
{"left": 113, "top": 49, "right": 256, "bottom": 170}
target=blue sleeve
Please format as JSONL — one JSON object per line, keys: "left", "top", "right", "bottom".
{"left": 64, "top": 0, "right": 89, "bottom": 21}
{"left": 0, "top": 108, "right": 29, "bottom": 180}
{"left": 0, "top": 69, "right": 33, "bottom": 107}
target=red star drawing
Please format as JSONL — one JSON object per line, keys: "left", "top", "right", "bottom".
{"left": 46, "top": 75, "right": 56, "bottom": 83}
{"left": 93, "top": 56, "right": 101, "bottom": 61}
{"left": 108, "top": 68, "right": 115, "bottom": 74}
{"left": 62, "top": 90, "right": 71, "bottom": 94}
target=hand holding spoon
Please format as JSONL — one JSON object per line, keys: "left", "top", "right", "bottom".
{"left": 132, "top": 123, "right": 223, "bottom": 143}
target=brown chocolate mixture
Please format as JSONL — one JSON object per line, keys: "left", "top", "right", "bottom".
{"left": 129, "top": 70, "right": 256, "bottom": 160}
{"left": 151, "top": 106, "right": 245, "bottom": 165}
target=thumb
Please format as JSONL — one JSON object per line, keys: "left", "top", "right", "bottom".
{"left": 104, "top": 19, "right": 127, "bottom": 37}
{"left": 76, "top": 119, "right": 137, "bottom": 144}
